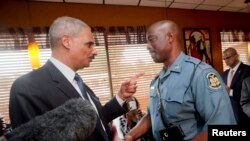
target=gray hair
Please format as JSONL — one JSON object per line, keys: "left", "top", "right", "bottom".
{"left": 49, "top": 16, "right": 89, "bottom": 48}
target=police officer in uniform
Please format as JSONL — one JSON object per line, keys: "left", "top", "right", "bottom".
{"left": 124, "top": 20, "right": 236, "bottom": 141}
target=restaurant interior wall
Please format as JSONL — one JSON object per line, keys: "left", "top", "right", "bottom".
{"left": 0, "top": 1, "right": 249, "bottom": 73}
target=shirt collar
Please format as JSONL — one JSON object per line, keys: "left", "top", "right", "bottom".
{"left": 168, "top": 52, "right": 184, "bottom": 73}
{"left": 231, "top": 61, "right": 241, "bottom": 72}
{"left": 159, "top": 52, "right": 184, "bottom": 79}
{"left": 50, "top": 57, "right": 76, "bottom": 83}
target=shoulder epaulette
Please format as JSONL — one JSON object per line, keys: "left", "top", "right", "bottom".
{"left": 185, "top": 56, "right": 211, "bottom": 70}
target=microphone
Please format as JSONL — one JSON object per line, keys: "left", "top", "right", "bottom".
{"left": 8, "top": 98, "right": 97, "bottom": 141}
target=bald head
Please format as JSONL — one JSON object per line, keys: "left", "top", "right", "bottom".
{"left": 146, "top": 20, "right": 182, "bottom": 66}
{"left": 223, "top": 47, "right": 238, "bottom": 56}
{"left": 147, "top": 20, "right": 181, "bottom": 41}
{"left": 223, "top": 47, "right": 239, "bottom": 68}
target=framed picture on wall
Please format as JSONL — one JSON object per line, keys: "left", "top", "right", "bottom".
{"left": 183, "top": 28, "right": 213, "bottom": 66}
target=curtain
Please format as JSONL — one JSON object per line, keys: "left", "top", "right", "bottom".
{"left": 221, "top": 29, "right": 250, "bottom": 42}
{"left": 106, "top": 26, "right": 162, "bottom": 112}
{"left": 107, "top": 26, "right": 147, "bottom": 45}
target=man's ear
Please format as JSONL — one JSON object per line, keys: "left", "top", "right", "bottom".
{"left": 61, "top": 35, "right": 71, "bottom": 49}
{"left": 166, "top": 32, "right": 173, "bottom": 42}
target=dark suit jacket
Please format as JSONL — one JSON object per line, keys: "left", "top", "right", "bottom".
{"left": 241, "top": 76, "right": 250, "bottom": 119}
{"left": 222, "top": 62, "right": 250, "bottom": 124}
{"left": 9, "top": 60, "right": 126, "bottom": 141}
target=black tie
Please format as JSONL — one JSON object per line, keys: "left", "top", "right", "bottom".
{"left": 74, "top": 73, "right": 89, "bottom": 100}
{"left": 74, "top": 73, "right": 109, "bottom": 141}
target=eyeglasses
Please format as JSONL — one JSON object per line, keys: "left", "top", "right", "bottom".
{"left": 223, "top": 54, "right": 236, "bottom": 60}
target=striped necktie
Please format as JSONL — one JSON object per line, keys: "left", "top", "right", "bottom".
{"left": 74, "top": 73, "right": 109, "bottom": 141}
{"left": 227, "top": 69, "right": 234, "bottom": 87}
{"left": 74, "top": 73, "right": 89, "bottom": 100}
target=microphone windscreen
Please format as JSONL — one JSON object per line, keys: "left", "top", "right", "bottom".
{"left": 9, "top": 98, "right": 97, "bottom": 141}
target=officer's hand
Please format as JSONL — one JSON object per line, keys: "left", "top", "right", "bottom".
{"left": 118, "top": 72, "right": 145, "bottom": 100}
{"left": 123, "top": 135, "right": 133, "bottom": 141}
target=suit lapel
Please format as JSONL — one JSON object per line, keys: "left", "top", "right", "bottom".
{"left": 231, "top": 63, "right": 243, "bottom": 87}
{"left": 45, "top": 60, "right": 80, "bottom": 99}
{"left": 224, "top": 69, "right": 230, "bottom": 84}
{"left": 84, "top": 84, "right": 110, "bottom": 141}
{"left": 45, "top": 60, "right": 110, "bottom": 141}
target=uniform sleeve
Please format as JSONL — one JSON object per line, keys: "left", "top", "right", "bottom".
{"left": 192, "top": 68, "right": 236, "bottom": 130}
{"left": 102, "top": 96, "right": 127, "bottom": 122}
{"left": 240, "top": 78, "right": 250, "bottom": 118}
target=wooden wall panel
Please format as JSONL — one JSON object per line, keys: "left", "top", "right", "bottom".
{"left": 0, "top": 0, "right": 249, "bottom": 73}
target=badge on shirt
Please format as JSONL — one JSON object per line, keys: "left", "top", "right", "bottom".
{"left": 207, "top": 72, "right": 221, "bottom": 89}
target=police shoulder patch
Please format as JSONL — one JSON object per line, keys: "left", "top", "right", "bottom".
{"left": 207, "top": 72, "right": 221, "bottom": 89}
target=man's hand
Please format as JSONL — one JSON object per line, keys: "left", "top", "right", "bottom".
{"left": 123, "top": 135, "right": 133, "bottom": 141}
{"left": 118, "top": 72, "right": 145, "bottom": 101}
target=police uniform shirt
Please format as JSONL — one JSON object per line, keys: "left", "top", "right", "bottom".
{"left": 148, "top": 52, "right": 236, "bottom": 140}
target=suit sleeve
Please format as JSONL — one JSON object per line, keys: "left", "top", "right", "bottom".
{"left": 102, "top": 97, "right": 127, "bottom": 122}
{"left": 240, "top": 78, "right": 250, "bottom": 118}
{"left": 9, "top": 76, "right": 43, "bottom": 128}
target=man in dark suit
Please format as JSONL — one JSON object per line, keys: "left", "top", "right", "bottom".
{"left": 222, "top": 47, "right": 250, "bottom": 125}
{"left": 9, "top": 16, "right": 144, "bottom": 141}
{"left": 241, "top": 76, "right": 250, "bottom": 120}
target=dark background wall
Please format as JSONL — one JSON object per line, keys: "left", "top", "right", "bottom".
{"left": 0, "top": 1, "right": 249, "bottom": 74}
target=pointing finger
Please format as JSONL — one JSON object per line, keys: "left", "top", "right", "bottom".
{"left": 130, "top": 71, "right": 145, "bottom": 81}
{"left": 123, "top": 71, "right": 145, "bottom": 86}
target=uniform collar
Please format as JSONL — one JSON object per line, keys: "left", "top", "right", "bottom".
{"left": 168, "top": 52, "right": 185, "bottom": 73}
{"left": 160, "top": 52, "right": 185, "bottom": 78}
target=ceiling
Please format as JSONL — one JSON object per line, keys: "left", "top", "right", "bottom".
{"left": 31, "top": 0, "right": 250, "bottom": 13}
